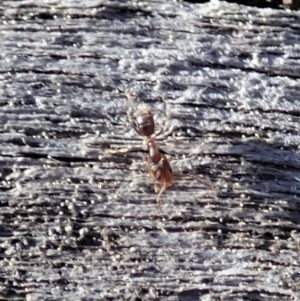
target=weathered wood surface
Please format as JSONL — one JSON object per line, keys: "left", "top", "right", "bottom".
{"left": 1, "top": 0, "right": 300, "bottom": 300}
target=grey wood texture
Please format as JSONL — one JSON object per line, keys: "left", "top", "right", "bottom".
{"left": 1, "top": 1, "right": 300, "bottom": 300}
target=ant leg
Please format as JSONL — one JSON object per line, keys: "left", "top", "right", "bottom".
{"left": 125, "top": 92, "right": 140, "bottom": 134}
{"left": 127, "top": 107, "right": 141, "bottom": 136}
{"left": 124, "top": 90, "right": 135, "bottom": 103}
{"left": 146, "top": 158, "right": 159, "bottom": 191}
{"left": 127, "top": 107, "right": 134, "bottom": 126}
{"left": 153, "top": 127, "right": 164, "bottom": 139}
{"left": 156, "top": 186, "right": 166, "bottom": 213}
{"left": 186, "top": 174, "right": 214, "bottom": 189}
{"left": 105, "top": 146, "right": 143, "bottom": 155}
{"left": 153, "top": 119, "right": 174, "bottom": 140}
{"left": 195, "top": 177, "right": 214, "bottom": 189}
{"left": 152, "top": 116, "right": 165, "bottom": 139}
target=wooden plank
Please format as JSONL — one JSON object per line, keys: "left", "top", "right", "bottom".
{"left": 1, "top": 1, "right": 300, "bottom": 300}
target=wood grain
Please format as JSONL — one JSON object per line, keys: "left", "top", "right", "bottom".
{"left": 1, "top": 1, "right": 300, "bottom": 300}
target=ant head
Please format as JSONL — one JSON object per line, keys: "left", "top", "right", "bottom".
{"left": 134, "top": 108, "right": 155, "bottom": 137}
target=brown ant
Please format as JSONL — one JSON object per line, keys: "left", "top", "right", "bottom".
{"left": 106, "top": 105, "right": 173, "bottom": 212}
{"left": 128, "top": 107, "right": 173, "bottom": 209}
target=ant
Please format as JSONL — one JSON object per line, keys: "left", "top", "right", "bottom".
{"left": 106, "top": 105, "right": 173, "bottom": 212}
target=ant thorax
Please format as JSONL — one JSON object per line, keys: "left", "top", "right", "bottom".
{"left": 147, "top": 139, "right": 161, "bottom": 164}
